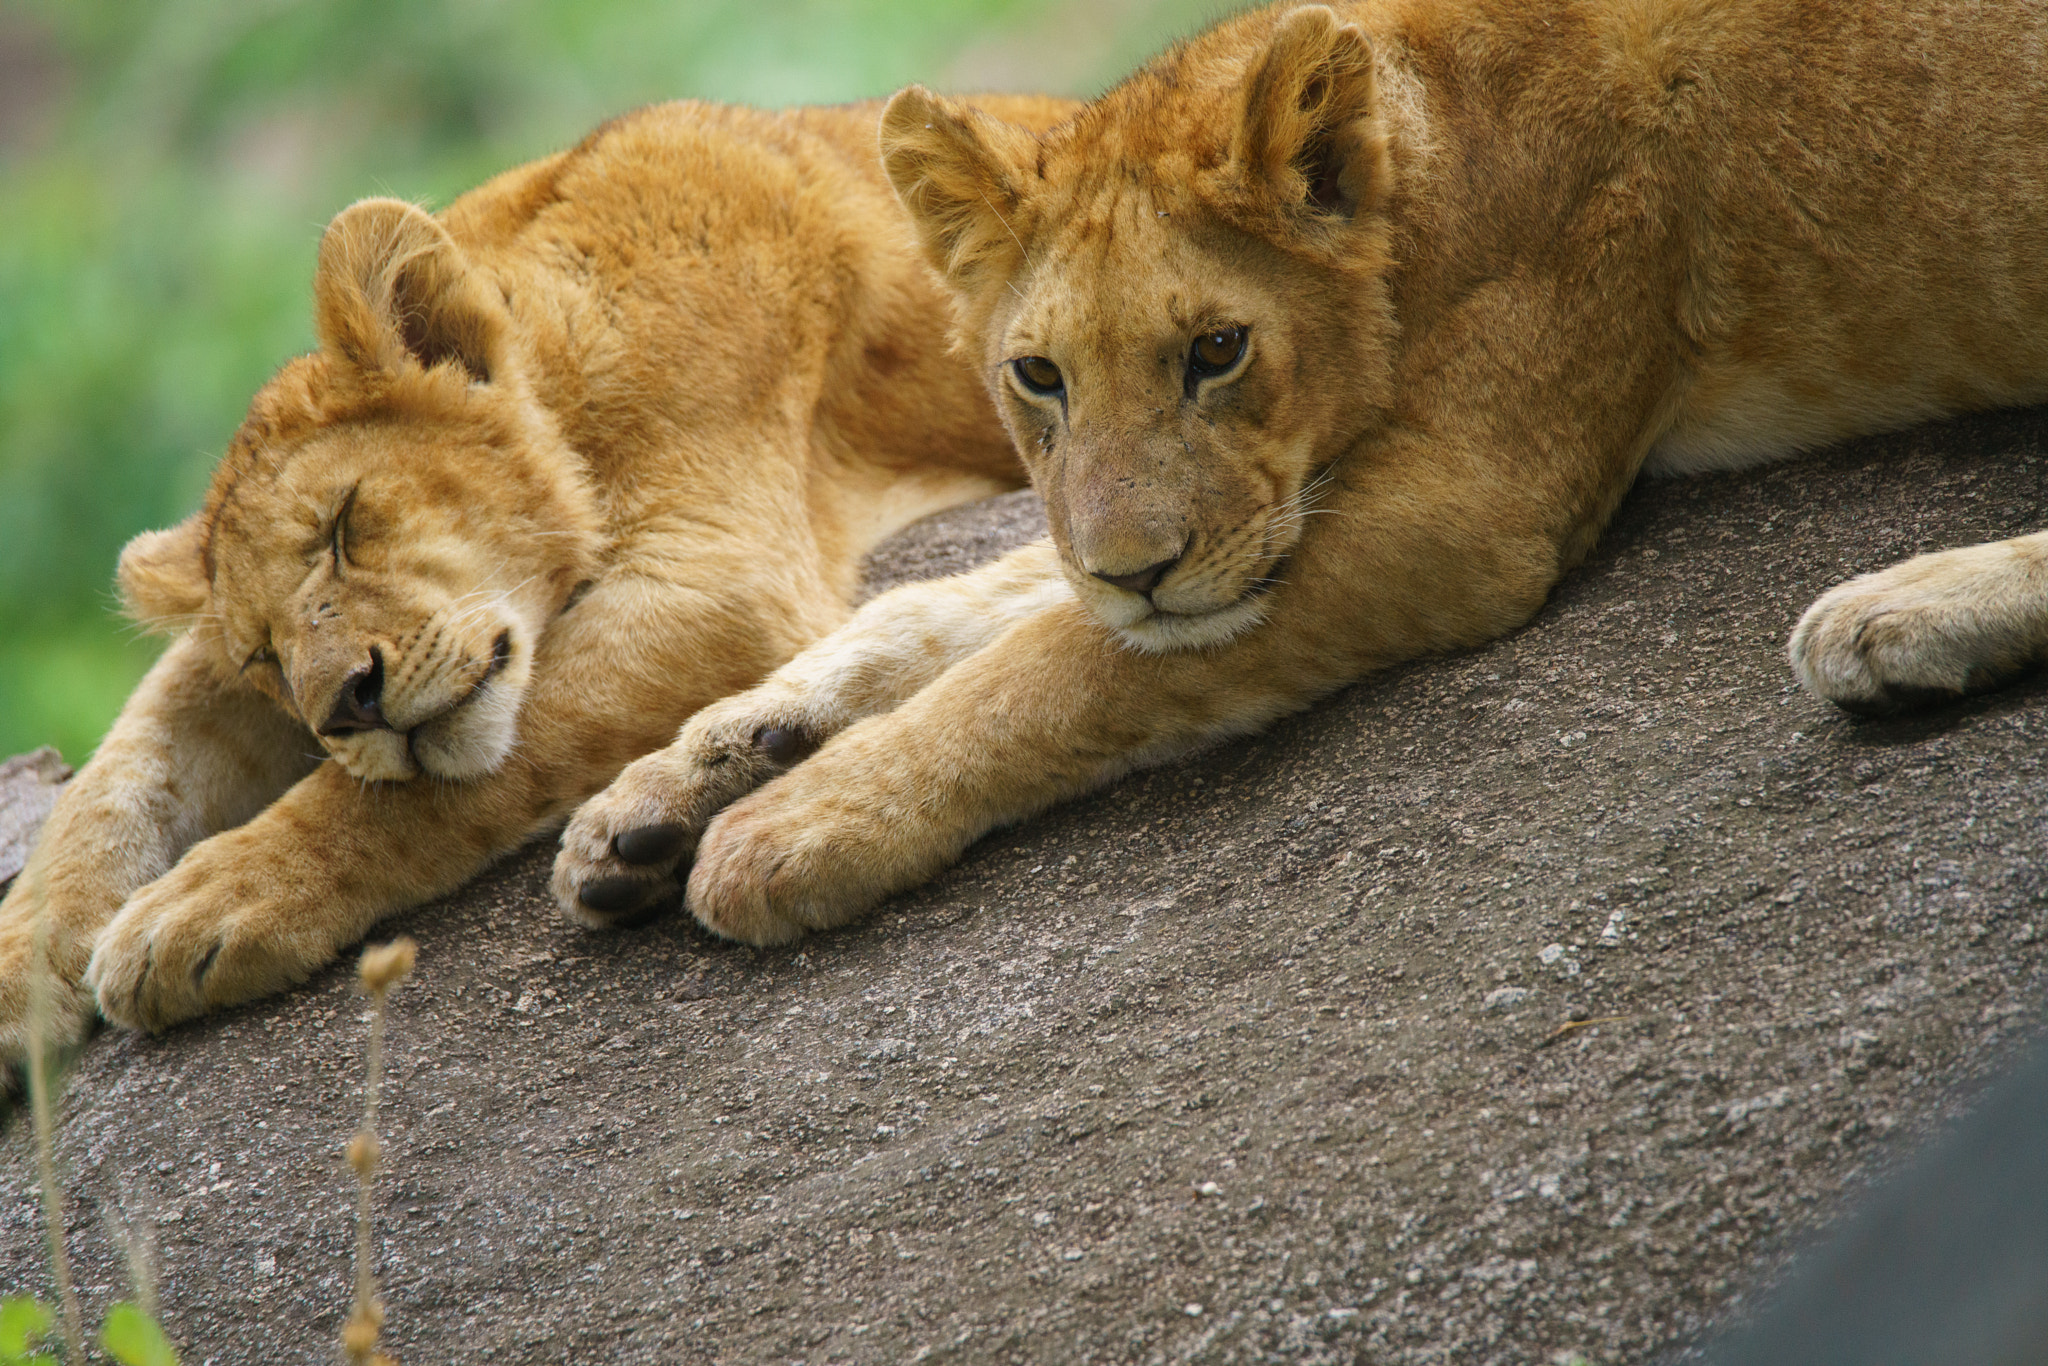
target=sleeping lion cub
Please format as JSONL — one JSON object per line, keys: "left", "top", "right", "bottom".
{"left": 0, "top": 94, "right": 1076, "bottom": 1061}
{"left": 556, "top": 0, "right": 2048, "bottom": 942}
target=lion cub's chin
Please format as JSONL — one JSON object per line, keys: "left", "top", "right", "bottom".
{"left": 327, "top": 731, "right": 417, "bottom": 783}
{"left": 1087, "top": 588, "right": 1274, "bottom": 654}
{"left": 411, "top": 679, "right": 523, "bottom": 779}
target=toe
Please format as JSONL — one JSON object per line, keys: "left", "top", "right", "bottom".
{"left": 613, "top": 823, "right": 689, "bottom": 865}
{"left": 578, "top": 875, "right": 659, "bottom": 917}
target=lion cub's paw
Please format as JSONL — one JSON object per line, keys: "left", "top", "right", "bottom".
{"left": 86, "top": 853, "right": 312, "bottom": 1033}
{"left": 553, "top": 696, "right": 825, "bottom": 929}
{"left": 685, "top": 791, "right": 863, "bottom": 947}
{"left": 1790, "top": 542, "right": 2048, "bottom": 715}
{"left": 684, "top": 751, "right": 939, "bottom": 947}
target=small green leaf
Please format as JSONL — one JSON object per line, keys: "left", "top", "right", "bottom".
{"left": 99, "top": 1302, "right": 179, "bottom": 1366}
{"left": 0, "top": 1296, "right": 58, "bottom": 1366}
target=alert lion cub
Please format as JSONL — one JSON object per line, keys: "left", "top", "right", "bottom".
{"left": 0, "top": 94, "right": 1078, "bottom": 1061}
{"left": 557, "top": 0, "right": 2048, "bottom": 942}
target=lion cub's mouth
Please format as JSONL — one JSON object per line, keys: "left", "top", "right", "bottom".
{"left": 399, "top": 628, "right": 513, "bottom": 735}
{"left": 464, "top": 629, "right": 515, "bottom": 703}
{"left": 323, "top": 628, "right": 518, "bottom": 782}
{"left": 1112, "top": 568, "right": 1285, "bottom": 652}
{"left": 403, "top": 628, "right": 517, "bottom": 768}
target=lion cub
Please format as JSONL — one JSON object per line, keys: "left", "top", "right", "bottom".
{"left": 557, "top": 0, "right": 2048, "bottom": 943}
{"left": 0, "top": 94, "right": 1077, "bottom": 1060}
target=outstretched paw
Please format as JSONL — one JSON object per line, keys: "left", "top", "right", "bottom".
{"left": 552, "top": 696, "right": 823, "bottom": 929}
{"left": 85, "top": 848, "right": 314, "bottom": 1033}
{"left": 1790, "top": 542, "right": 2048, "bottom": 715}
{"left": 683, "top": 731, "right": 953, "bottom": 947}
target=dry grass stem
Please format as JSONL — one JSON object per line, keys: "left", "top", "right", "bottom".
{"left": 344, "top": 935, "right": 416, "bottom": 1366}
{"left": 27, "top": 916, "right": 85, "bottom": 1362}
{"left": 106, "top": 1208, "right": 162, "bottom": 1325}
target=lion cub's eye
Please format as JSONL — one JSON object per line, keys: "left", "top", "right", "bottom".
{"left": 1188, "top": 326, "right": 1248, "bottom": 379}
{"left": 243, "top": 644, "right": 279, "bottom": 673}
{"left": 1012, "top": 356, "right": 1064, "bottom": 397}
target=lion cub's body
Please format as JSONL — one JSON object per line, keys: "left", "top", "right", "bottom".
{"left": 0, "top": 94, "right": 1075, "bottom": 1051}
{"left": 556, "top": 0, "right": 2048, "bottom": 942}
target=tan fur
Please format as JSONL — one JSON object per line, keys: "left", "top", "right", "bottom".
{"left": 558, "top": 0, "right": 2048, "bottom": 943}
{"left": 0, "top": 94, "right": 1082, "bottom": 1055}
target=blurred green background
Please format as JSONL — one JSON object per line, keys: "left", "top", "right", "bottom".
{"left": 0, "top": 0, "right": 1217, "bottom": 763}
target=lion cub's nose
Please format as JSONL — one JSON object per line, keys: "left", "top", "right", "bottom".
{"left": 1091, "top": 554, "right": 1181, "bottom": 598}
{"left": 318, "top": 650, "right": 391, "bottom": 735}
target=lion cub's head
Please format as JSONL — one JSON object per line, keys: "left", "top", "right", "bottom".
{"left": 883, "top": 5, "right": 1399, "bottom": 650}
{"left": 118, "top": 199, "right": 601, "bottom": 781}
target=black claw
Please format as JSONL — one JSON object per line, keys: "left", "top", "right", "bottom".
{"left": 753, "top": 726, "right": 818, "bottom": 765}
{"left": 578, "top": 876, "right": 652, "bottom": 915}
{"left": 614, "top": 823, "right": 688, "bottom": 865}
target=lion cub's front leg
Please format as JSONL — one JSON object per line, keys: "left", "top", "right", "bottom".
{"left": 1791, "top": 532, "right": 2048, "bottom": 714}
{"left": 553, "top": 540, "right": 1070, "bottom": 928}
{"left": 85, "top": 753, "right": 549, "bottom": 1031}
{"left": 0, "top": 635, "right": 312, "bottom": 1063}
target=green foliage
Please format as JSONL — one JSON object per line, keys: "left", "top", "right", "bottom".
{"left": 99, "top": 1303, "right": 178, "bottom": 1366}
{"left": 0, "top": 0, "right": 1211, "bottom": 762}
{"left": 0, "top": 1298, "right": 58, "bottom": 1366}
{"left": 0, "top": 1297, "right": 179, "bottom": 1366}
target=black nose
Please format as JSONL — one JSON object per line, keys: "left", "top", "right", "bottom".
{"left": 318, "top": 650, "right": 389, "bottom": 736}
{"left": 1092, "top": 554, "right": 1180, "bottom": 597}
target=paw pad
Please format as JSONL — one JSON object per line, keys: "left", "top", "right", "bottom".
{"left": 613, "top": 823, "right": 688, "bottom": 865}
{"left": 752, "top": 726, "right": 818, "bottom": 765}
{"left": 578, "top": 876, "right": 657, "bottom": 916}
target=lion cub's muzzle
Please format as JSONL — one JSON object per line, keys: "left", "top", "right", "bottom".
{"left": 313, "top": 630, "right": 517, "bottom": 781}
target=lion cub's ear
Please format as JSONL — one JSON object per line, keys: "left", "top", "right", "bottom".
{"left": 880, "top": 86, "right": 1043, "bottom": 291}
{"left": 313, "top": 198, "right": 507, "bottom": 385}
{"left": 117, "top": 516, "right": 209, "bottom": 631}
{"left": 1228, "top": 5, "right": 1388, "bottom": 225}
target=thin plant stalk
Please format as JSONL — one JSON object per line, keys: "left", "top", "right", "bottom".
{"left": 27, "top": 917, "right": 85, "bottom": 1362}
{"left": 343, "top": 937, "right": 414, "bottom": 1366}
{"left": 110, "top": 1210, "right": 160, "bottom": 1326}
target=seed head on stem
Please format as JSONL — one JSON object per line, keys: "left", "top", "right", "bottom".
{"left": 345, "top": 936, "right": 415, "bottom": 1366}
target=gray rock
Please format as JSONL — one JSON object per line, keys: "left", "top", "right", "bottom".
{"left": 0, "top": 747, "right": 69, "bottom": 889}
{"left": 4, "top": 409, "right": 2048, "bottom": 1365}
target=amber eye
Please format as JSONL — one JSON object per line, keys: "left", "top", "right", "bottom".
{"left": 1012, "top": 356, "right": 1064, "bottom": 396}
{"left": 1188, "top": 326, "right": 1247, "bottom": 378}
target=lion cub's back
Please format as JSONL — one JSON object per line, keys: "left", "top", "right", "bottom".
{"left": 1645, "top": 0, "right": 2048, "bottom": 474}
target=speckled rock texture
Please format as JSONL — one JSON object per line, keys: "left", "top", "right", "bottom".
{"left": 3, "top": 413, "right": 2047, "bottom": 1365}
{"left": 0, "top": 748, "right": 69, "bottom": 887}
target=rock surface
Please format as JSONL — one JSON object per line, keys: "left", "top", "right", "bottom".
{"left": 0, "top": 747, "right": 69, "bottom": 887}
{"left": 4, "top": 411, "right": 2048, "bottom": 1365}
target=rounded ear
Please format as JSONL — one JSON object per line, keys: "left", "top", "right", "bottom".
{"left": 880, "top": 86, "right": 1043, "bottom": 291}
{"left": 1227, "top": 6, "right": 1387, "bottom": 223}
{"left": 313, "top": 198, "right": 507, "bottom": 384}
{"left": 117, "top": 516, "right": 209, "bottom": 631}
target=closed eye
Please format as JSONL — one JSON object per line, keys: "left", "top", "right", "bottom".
{"left": 327, "top": 483, "right": 361, "bottom": 575}
{"left": 241, "top": 644, "right": 278, "bottom": 673}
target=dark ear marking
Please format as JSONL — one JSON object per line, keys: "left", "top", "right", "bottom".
{"left": 1303, "top": 129, "right": 1348, "bottom": 215}
{"left": 395, "top": 264, "right": 493, "bottom": 383}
